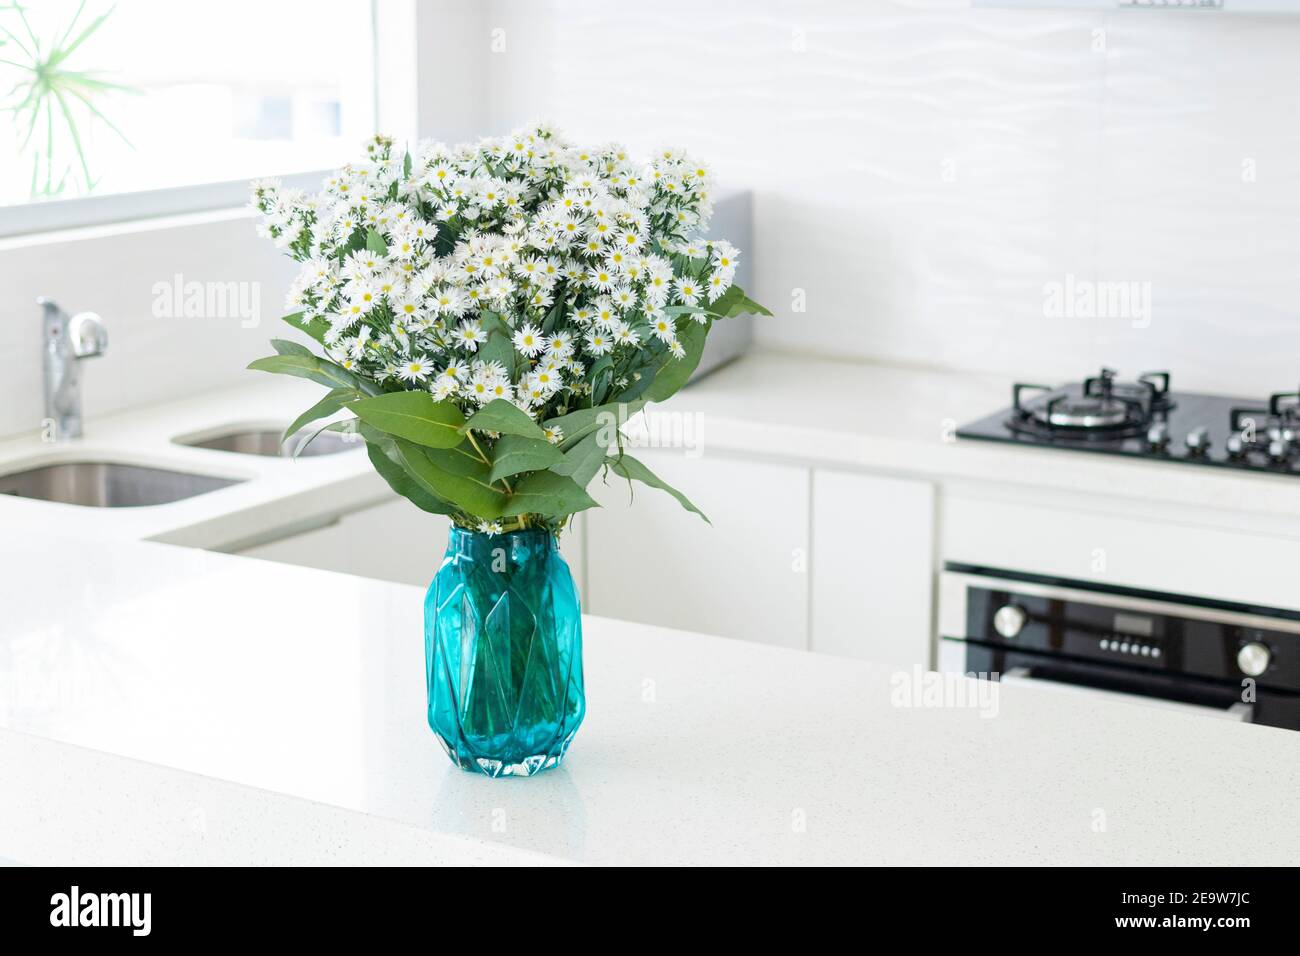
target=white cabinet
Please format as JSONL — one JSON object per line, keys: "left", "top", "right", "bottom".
{"left": 238, "top": 497, "right": 587, "bottom": 589}
{"left": 585, "top": 449, "right": 811, "bottom": 649}
{"left": 239, "top": 498, "right": 450, "bottom": 586}
{"left": 236, "top": 515, "right": 353, "bottom": 573}
{"left": 236, "top": 460, "right": 935, "bottom": 665}
{"left": 810, "top": 469, "right": 934, "bottom": 668}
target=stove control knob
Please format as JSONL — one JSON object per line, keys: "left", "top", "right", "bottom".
{"left": 993, "top": 604, "right": 1028, "bottom": 639}
{"left": 1268, "top": 438, "right": 1290, "bottom": 463}
{"left": 1237, "top": 641, "right": 1271, "bottom": 677}
{"left": 1226, "top": 434, "right": 1245, "bottom": 459}
{"left": 1185, "top": 427, "right": 1209, "bottom": 455}
{"left": 1147, "top": 421, "right": 1169, "bottom": 450}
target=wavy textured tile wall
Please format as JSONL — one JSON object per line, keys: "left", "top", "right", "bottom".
{"left": 486, "top": 0, "right": 1300, "bottom": 395}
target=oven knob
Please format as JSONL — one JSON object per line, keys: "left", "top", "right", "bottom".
{"left": 993, "top": 604, "right": 1028, "bottom": 639}
{"left": 1147, "top": 421, "right": 1169, "bottom": 451}
{"left": 1185, "top": 427, "right": 1209, "bottom": 456}
{"left": 1237, "top": 641, "right": 1271, "bottom": 677}
{"left": 1268, "top": 438, "right": 1290, "bottom": 464}
{"left": 1226, "top": 434, "right": 1245, "bottom": 459}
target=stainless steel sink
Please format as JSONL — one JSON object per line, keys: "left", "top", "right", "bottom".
{"left": 0, "top": 461, "right": 243, "bottom": 507}
{"left": 180, "top": 428, "right": 360, "bottom": 458}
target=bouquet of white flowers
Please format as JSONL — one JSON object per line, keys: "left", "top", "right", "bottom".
{"left": 249, "top": 123, "right": 769, "bottom": 536}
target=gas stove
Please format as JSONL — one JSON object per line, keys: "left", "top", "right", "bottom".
{"left": 958, "top": 367, "right": 1300, "bottom": 474}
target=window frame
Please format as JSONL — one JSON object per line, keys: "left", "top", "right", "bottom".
{"left": 0, "top": 170, "right": 329, "bottom": 238}
{"left": 0, "top": 0, "right": 385, "bottom": 240}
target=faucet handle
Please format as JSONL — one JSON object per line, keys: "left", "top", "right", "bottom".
{"left": 68, "top": 311, "right": 107, "bottom": 358}
{"left": 37, "top": 296, "right": 65, "bottom": 325}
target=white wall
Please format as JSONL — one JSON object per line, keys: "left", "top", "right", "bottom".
{"left": 483, "top": 0, "right": 1300, "bottom": 396}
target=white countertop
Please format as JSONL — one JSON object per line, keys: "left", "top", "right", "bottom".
{"left": 670, "top": 351, "right": 1300, "bottom": 524}
{"left": 2, "top": 349, "right": 1297, "bottom": 575}
{"left": 5, "top": 350, "right": 1300, "bottom": 560}
{"left": 3, "top": 536, "right": 1297, "bottom": 866}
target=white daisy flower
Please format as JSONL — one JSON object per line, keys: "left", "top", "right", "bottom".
{"left": 398, "top": 356, "right": 433, "bottom": 382}
{"left": 706, "top": 270, "right": 733, "bottom": 302}
{"left": 512, "top": 323, "right": 545, "bottom": 357}
{"left": 675, "top": 278, "right": 702, "bottom": 306}
{"left": 545, "top": 331, "right": 574, "bottom": 359}
{"left": 453, "top": 320, "right": 484, "bottom": 352}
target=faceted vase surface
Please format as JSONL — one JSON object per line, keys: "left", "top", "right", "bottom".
{"left": 424, "top": 527, "right": 585, "bottom": 777}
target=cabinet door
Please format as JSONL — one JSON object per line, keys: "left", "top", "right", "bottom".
{"left": 238, "top": 516, "right": 352, "bottom": 573}
{"left": 335, "top": 498, "right": 450, "bottom": 586}
{"left": 238, "top": 498, "right": 448, "bottom": 585}
{"left": 585, "top": 449, "right": 810, "bottom": 649}
{"left": 811, "top": 469, "right": 935, "bottom": 667}
{"left": 237, "top": 498, "right": 588, "bottom": 590}
{"left": 349, "top": 503, "right": 587, "bottom": 589}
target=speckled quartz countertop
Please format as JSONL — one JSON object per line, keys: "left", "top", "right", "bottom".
{"left": 3, "top": 536, "right": 1297, "bottom": 866}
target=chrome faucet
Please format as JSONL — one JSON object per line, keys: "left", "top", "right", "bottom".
{"left": 40, "top": 297, "right": 108, "bottom": 440}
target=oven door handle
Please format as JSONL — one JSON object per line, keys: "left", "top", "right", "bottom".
{"left": 1000, "top": 667, "right": 1253, "bottom": 723}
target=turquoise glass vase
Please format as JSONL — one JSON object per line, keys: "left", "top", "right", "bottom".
{"left": 424, "top": 527, "right": 585, "bottom": 777}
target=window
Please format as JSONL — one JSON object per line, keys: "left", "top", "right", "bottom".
{"left": 0, "top": 0, "right": 376, "bottom": 232}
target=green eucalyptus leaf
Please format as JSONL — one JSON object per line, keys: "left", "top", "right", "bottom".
{"left": 293, "top": 418, "right": 359, "bottom": 460}
{"left": 549, "top": 431, "right": 610, "bottom": 488}
{"left": 588, "top": 355, "right": 614, "bottom": 406}
{"left": 488, "top": 434, "right": 565, "bottom": 483}
{"left": 545, "top": 400, "right": 644, "bottom": 452}
{"left": 271, "top": 338, "right": 314, "bottom": 357}
{"left": 462, "top": 398, "right": 546, "bottom": 440}
{"left": 359, "top": 424, "right": 453, "bottom": 515}
{"left": 412, "top": 442, "right": 507, "bottom": 518}
{"left": 540, "top": 296, "right": 566, "bottom": 334}
{"left": 609, "top": 453, "right": 710, "bottom": 524}
{"left": 343, "top": 226, "right": 368, "bottom": 254}
{"left": 707, "top": 284, "right": 772, "bottom": 318}
{"left": 642, "top": 316, "right": 711, "bottom": 403}
{"left": 501, "top": 470, "right": 597, "bottom": 519}
{"left": 476, "top": 311, "right": 518, "bottom": 376}
{"left": 247, "top": 353, "right": 364, "bottom": 392}
{"left": 347, "top": 391, "right": 466, "bottom": 448}
{"left": 281, "top": 311, "right": 332, "bottom": 346}
{"left": 282, "top": 387, "right": 357, "bottom": 445}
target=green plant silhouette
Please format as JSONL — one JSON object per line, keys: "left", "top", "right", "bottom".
{"left": 1, "top": 0, "right": 134, "bottom": 198}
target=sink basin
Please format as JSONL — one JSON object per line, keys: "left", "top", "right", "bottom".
{"left": 180, "top": 428, "right": 360, "bottom": 458}
{"left": 0, "top": 461, "right": 243, "bottom": 507}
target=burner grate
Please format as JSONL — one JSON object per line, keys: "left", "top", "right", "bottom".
{"left": 1006, "top": 368, "right": 1172, "bottom": 440}
{"left": 957, "top": 368, "right": 1300, "bottom": 477}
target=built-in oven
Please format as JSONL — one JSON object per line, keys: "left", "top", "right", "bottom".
{"left": 938, "top": 563, "right": 1300, "bottom": 730}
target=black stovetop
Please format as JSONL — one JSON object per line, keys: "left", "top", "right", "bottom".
{"left": 958, "top": 369, "right": 1300, "bottom": 476}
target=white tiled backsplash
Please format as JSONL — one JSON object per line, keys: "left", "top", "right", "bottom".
{"left": 486, "top": 0, "right": 1300, "bottom": 396}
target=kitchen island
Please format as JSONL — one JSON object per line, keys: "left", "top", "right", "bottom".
{"left": 1, "top": 536, "right": 1297, "bottom": 866}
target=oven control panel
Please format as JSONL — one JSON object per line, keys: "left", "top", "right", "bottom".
{"left": 941, "top": 569, "right": 1300, "bottom": 692}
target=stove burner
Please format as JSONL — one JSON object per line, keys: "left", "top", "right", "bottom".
{"left": 1006, "top": 368, "right": 1173, "bottom": 440}
{"left": 1228, "top": 389, "right": 1300, "bottom": 465}
{"left": 1034, "top": 395, "right": 1133, "bottom": 429}
{"left": 958, "top": 366, "right": 1300, "bottom": 479}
